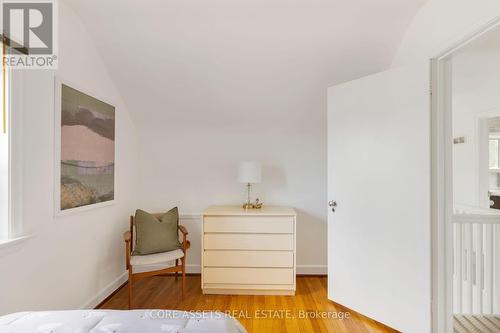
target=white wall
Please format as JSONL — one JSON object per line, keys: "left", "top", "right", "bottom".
{"left": 388, "top": 0, "right": 500, "bottom": 214}
{"left": 392, "top": 0, "right": 500, "bottom": 66}
{"left": 0, "top": 2, "right": 138, "bottom": 315}
{"left": 137, "top": 108, "right": 327, "bottom": 274}
{"left": 0, "top": 75, "right": 7, "bottom": 239}
{"left": 451, "top": 34, "right": 500, "bottom": 207}
{"left": 400, "top": 2, "right": 500, "bottom": 208}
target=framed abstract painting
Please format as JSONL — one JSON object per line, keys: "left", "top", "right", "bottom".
{"left": 54, "top": 79, "right": 116, "bottom": 215}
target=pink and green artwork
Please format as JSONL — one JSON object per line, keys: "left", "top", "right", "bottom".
{"left": 60, "top": 84, "right": 115, "bottom": 210}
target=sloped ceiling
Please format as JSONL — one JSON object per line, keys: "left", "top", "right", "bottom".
{"left": 65, "top": 0, "right": 426, "bottom": 127}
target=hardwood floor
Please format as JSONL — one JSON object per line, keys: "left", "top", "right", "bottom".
{"left": 99, "top": 275, "right": 397, "bottom": 333}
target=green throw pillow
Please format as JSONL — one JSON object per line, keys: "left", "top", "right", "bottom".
{"left": 133, "top": 207, "right": 181, "bottom": 255}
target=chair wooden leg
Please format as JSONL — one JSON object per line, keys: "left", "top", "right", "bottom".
{"left": 175, "top": 259, "right": 179, "bottom": 281}
{"left": 181, "top": 256, "right": 186, "bottom": 297}
{"left": 128, "top": 268, "right": 133, "bottom": 309}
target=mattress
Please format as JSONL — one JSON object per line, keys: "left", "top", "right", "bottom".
{"left": 0, "top": 310, "right": 248, "bottom": 333}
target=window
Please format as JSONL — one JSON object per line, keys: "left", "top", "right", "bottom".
{"left": 489, "top": 134, "right": 500, "bottom": 169}
{"left": 0, "top": 41, "right": 10, "bottom": 240}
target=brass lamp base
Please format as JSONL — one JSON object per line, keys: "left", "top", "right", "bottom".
{"left": 242, "top": 199, "right": 263, "bottom": 210}
{"left": 242, "top": 183, "right": 263, "bottom": 209}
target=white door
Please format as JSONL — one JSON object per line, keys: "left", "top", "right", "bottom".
{"left": 327, "top": 64, "right": 431, "bottom": 333}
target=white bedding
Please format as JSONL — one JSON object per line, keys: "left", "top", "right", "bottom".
{"left": 0, "top": 310, "right": 248, "bottom": 333}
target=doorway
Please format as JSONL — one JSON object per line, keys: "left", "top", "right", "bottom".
{"left": 433, "top": 21, "right": 500, "bottom": 333}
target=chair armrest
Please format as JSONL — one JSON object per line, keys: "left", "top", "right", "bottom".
{"left": 123, "top": 230, "right": 131, "bottom": 242}
{"left": 178, "top": 225, "right": 188, "bottom": 236}
{"left": 178, "top": 225, "right": 189, "bottom": 252}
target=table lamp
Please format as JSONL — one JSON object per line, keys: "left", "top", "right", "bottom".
{"left": 238, "top": 161, "right": 261, "bottom": 209}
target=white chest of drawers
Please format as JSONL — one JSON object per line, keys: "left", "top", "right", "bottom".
{"left": 202, "top": 205, "right": 296, "bottom": 295}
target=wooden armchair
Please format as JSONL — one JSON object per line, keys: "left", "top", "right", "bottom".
{"left": 124, "top": 215, "right": 191, "bottom": 309}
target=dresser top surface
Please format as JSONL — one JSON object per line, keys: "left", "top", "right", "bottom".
{"left": 204, "top": 205, "right": 296, "bottom": 216}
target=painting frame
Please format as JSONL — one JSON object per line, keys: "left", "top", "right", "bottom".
{"left": 54, "top": 77, "right": 117, "bottom": 216}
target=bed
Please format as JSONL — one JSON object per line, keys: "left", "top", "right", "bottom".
{"left": 0, "top": 310, "right": 247, "bottom": 333}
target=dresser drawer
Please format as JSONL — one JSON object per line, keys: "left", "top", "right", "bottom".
{"left": 204, "top": 267, "right": 294, "bottom": 285}
{"left": 204, "top": 234, "right": 294, "bottom": 250}
{"left": 204, "top": 250, "right": 293, "bottom": 268}
{"left": 204, "top": 216, "right": 294, "bottom": 234}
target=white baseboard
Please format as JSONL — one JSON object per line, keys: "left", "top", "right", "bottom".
{"left": 296, "top": 265, "right": 327, "bottom": 275}
{"left": 80, "top": 272, "right": 128, "bottom": 309}
{"left": 186, "top": 264, "right": 326, "bottom": 275}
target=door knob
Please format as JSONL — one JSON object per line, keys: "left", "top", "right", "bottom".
{"left": 329, "top": 200, "right": 337, "bottom": 212}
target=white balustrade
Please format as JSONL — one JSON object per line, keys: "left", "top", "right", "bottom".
{"left": 452, "top": 215, "right": 499, "bottom": 315}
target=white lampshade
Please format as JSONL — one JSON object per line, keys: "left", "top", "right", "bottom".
{"left": 238, "top": 161, "right": 261, "bottom": 184}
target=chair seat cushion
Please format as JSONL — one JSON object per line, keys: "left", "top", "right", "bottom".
{"left": 131, "top": 249, "right": 184, "bottom": 266}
